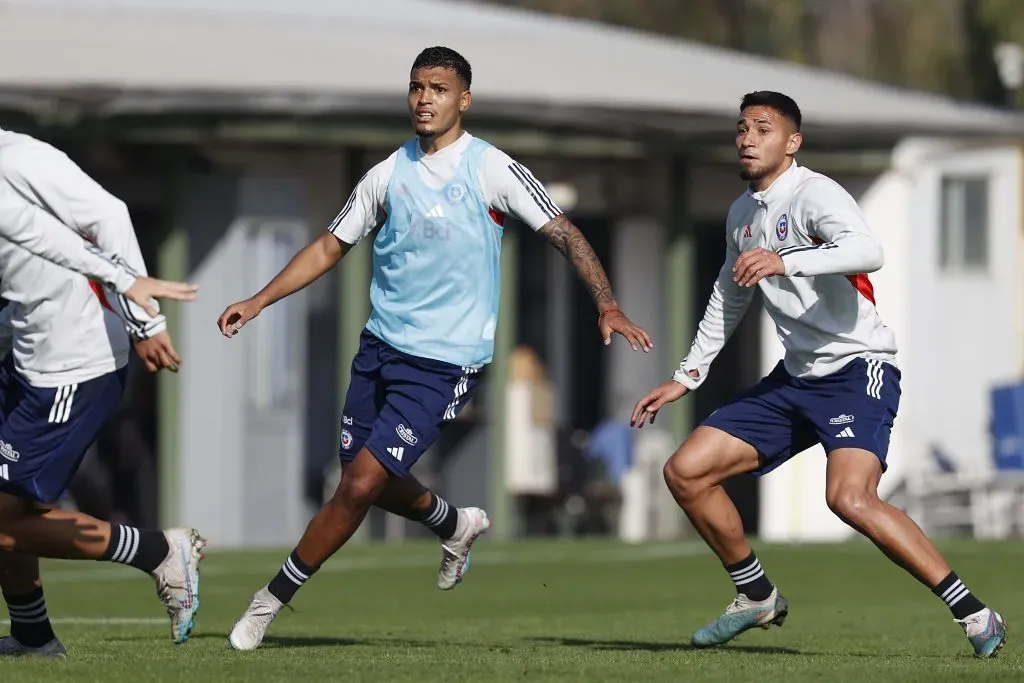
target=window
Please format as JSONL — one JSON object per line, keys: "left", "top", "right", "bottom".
{"left": 939, "top": 175, "right": 989, "bottom": 272}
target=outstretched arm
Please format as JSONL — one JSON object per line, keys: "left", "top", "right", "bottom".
{"left": 538, "top": 214, "right": 652, "bottom": 351}
{"left": 217, "top": 232, "right": 351, "bottom": 337}
{"left": 0, "top": 176, "right": 135, "bottom": 292}
{"left": 672, "top": 240, "right": 755, "bottom": 390}
{"left": 0, "top": 143, "right": 197, "bottom": 316}
{"left": 537, "top": 214, "right": 615, "bottom": 311}
{"left": 5, "top": 141, "right": 172, "bottom": 341}
{"left": 631, "top": 234, "right": 754, "bottom": 428}
{"left": 217, "top": 157, "right": 390, "bottom": 338}
{"left": 479, "top": 149, "right": 652, "bottom": 351}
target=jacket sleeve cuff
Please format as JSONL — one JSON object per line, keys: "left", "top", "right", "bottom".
{"left": 112, "top": 270, "right": 136, "bottom": 294}
{"left": 672, "top": 367, "right": 705, "bottom": 391}
{"left": 129, "top": 317, "right": 168, "bottom": 342}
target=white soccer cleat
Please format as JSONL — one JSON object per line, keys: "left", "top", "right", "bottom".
{"left": 437, "top": 506, "right": 490, "bottom": 590}
{"left": 0, "top": 635, "right": 67, "bottom": 658}
{"left": 151, "top": 527, "right": 206, "bottom": 644}
{"left": 957, "top": 607, "right": 1007, "bottom": 658}
{"left": 691, "top": 587, "right": 789, "bottom": 648}
{"left": 228, "top": 587, "right": 284, "bottom": 651}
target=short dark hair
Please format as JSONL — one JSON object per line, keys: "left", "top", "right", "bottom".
{"left": 740, "top": 91, "right": 802, "bottom": 130}
{"left": 411, "top": 46, "right": 472, "bottom": 89}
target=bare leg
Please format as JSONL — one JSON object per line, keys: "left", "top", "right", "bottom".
{"left": 0, "top": 552, "right": 41, "bottom": 596}
{"left": 0, "top": 486, "right": 203, "bottom": 649}
{"left": 0, "top": 552, "right": 61, "bottom": 651}
{"left": 824, "top": 448, "right": 951, "bottom": 587}
{"left": 227, "top": 448, "right": 391, "bottom": 651}
{"left": 663, "top": 426, "right": 791, "bottom": 648}
{"left": 0, "top": 492, "right": 149, "bottom": 653}
{"left": 824, "top": 448, "right": 1007, "bottom": 656}
{"left": 662, "top": 426, "right": 762, "bottom": 565}
{"left": 0, "top": 495, "right": 111, "bottom": 560}
{"left": 340, "top": 460, "right": 432, "bottom": 520}
{"left": 294, "top": 448, "right": 390, "bottom": 568}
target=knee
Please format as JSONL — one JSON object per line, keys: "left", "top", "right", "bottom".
{"left": 826, "top": 486, "right": 879, "bottom": 527}
{"left": 663, "top": 451, "right": 714, "bottom": 504}
{"left": 335, "top": 471, "right": 383, "bottom": 511}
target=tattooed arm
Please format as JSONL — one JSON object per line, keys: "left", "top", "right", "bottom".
{"left": 538, "top": 214, "right": 618, "bottom": 313}
{"left": 538, "top": 214, "right": 653, "bottom": 351}
{"left": 481, "top": 148, "right": 652, "bottom": 351}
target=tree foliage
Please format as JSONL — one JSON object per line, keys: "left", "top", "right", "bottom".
{"left": 481, "top": 0, "right": 1024, "bottom": 106}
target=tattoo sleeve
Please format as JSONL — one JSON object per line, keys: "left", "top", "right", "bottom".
{"left": 538, "top": 215, "right": 618, "bottom": 310}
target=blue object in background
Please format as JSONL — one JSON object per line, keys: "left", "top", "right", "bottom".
{"left": 991, "top": 383, "right": 1024, "bottom": 470}
{"left": 586, "top": 419, "right": 635, "bottom": 486}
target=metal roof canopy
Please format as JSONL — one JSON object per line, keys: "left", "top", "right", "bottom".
{"left": 1, "top": 0, "right": 1023, "bottom": 140}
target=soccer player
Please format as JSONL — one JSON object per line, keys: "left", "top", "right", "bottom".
{"left": 0, "top": 131, "right": 197, "bottom": 316}
{"left": 0, "top": 128, "right": 205, "bottom": 657}
{"left": 219, "top": 46, "right": 652, "bottom": 650}
{"left": 631, "top": 91, "right": 1006, "bottom": 658}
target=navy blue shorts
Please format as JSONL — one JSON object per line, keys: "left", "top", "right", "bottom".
{"left": 339, "top": 330, "right": 482, "bottom": 478}
{"left": 702, "top": 357, "right": 900, "bottom": 475}
{"left": 0, "top": 355, "right": 127, "bottom": 502}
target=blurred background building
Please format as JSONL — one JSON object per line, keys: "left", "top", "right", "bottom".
{"left": 1, "top": 0, "right": 1023, "bottom": 547}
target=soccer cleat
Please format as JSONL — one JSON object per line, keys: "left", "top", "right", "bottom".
{"left": 0, "top": 635, "right": 67, "bottom": 658}
{"left": 151, "top": 527, "right": 206, "bottom": 644}
{"left": 228, "top": 587, "right": 284, "bottom": 651}
{"left": 437, "top": 507, "right": 490, "bottom": 590}
{"left": 957, "top": 607, "right": 1007, "bottom": 658}
{"left": 691, "top": 587, "right": 789, "bottom": 648}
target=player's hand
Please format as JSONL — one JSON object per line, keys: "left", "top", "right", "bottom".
{"left": 630, "top": 380, "right": 688, "bottom": 428}
{"left": 599, "top": 310, "right": 654, "bottom": 352}
{"left": 217, "top": 297, "right": 264, "bottom": 338}
{"left": 125, "top": 277, "right": 198, "bottom": 317}
{"left": 134, "top": 330, "right": 182, "bottom": 373}
{"left": 733, "top": 248, "right": 785, "bottom": 288}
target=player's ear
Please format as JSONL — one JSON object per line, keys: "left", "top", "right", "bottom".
{"left": 460, "top": 89, "right": 472, "bottom": 113}
{"left": 786, "top": 131, "right": 803, "bottom": 156}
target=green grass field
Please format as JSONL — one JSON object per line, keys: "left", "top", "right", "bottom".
{"left": 3, "top": 538, "right": 1022, "bottom": 682}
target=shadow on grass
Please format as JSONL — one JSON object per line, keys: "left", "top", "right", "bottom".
{"left": 183, "top": 633, "right": 444, "bottom": 649}
{"left": 530, "top": 636, "right": 802, "bottom": 655}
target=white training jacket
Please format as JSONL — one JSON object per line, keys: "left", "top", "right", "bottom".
{"left": 0, "top": 128, "right": 165, "bottom": 387}
{"left": 673, "top": 161, "right": 898, "bottom": 391}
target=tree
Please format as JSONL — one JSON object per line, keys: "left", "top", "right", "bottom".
{"left": 479, "top": 0, "right": 1024, "bottom": 106}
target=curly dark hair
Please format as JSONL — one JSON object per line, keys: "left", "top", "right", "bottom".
{"left": 411, "top": 46, "right": 472, "bottom": 89}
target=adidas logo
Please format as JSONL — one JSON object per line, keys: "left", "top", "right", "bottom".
{"left": 0, "top": 463, "right": 8, "bottom": 480}
{"left": 386, "top": 446, "right": 404, "bottom": 461}
{"left": 426, "top": 205, "right": 445, "bottom": 219}
{"left": 835, "top": 427, "right": 855, "bottom": 438}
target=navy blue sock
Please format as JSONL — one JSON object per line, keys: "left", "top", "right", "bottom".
{"left": 415, "top": 493, "right": 459, "bottom": 540}
{"left": 100, "top": 524, "right": 169, "bottom": 573}
{"left": 4, "top": 587, "right": 56, "bottom": 648}
{"left": 724, "top": 552, "right": 775, "bottom": 601}
{"left": 267, "top": 549, "right": 318, "bottom": 604}
{"left": 933, "top": 571, "right": 986, "bottom": 620}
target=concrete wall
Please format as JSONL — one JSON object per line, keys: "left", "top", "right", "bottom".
{"left": 901, "top": 141, "right": 1024, "bottom": 476}
{"left": 174, "top": 150, "right": 348, "bottom": 548}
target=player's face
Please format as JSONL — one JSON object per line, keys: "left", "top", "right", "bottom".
{"left": 735, "top": 106, "right": 802, "bottom": 183}
{"left": 408, "top": 67, "right": 470, "bottom": 138}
